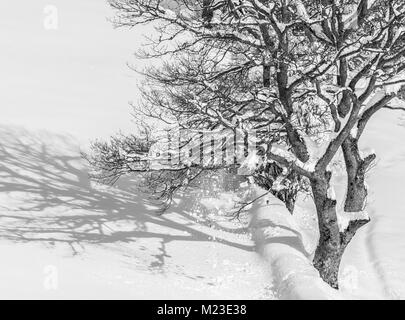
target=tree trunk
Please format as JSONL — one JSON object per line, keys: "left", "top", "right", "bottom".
{"left": 342, "top": 136, "right": 376, "bottom": 212}
{"left": 311, "top": 164, "right": 371, "bottom": 289}
{"left": 311, "top": 172, "right": 341, "bottom": 289}
{"left": 313, "top": 243, "right": 343, "bottom": 289}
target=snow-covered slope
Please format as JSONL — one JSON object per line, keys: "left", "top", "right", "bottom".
{"left": 0, "top": 0, "right": 145, "bottom": 140}
{"left": 340, "top": 111, "right": 405, "bottom": 299}
{"left": 1, "top": 116, "right": 405, "bottom": 300}
{"left": 0, "top": 124, "right": 273, "bottom": 299}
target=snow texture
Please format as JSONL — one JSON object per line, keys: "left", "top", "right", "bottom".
{"left": 249, "top": 186, "right": 343, "bottom": 300}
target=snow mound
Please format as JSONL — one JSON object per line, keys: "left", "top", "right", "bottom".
{"left": 249, "top": 187, "right": 344, "bottom": 300}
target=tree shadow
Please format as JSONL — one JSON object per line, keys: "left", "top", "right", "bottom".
{"left": 0, "top": 126, "right": 253, "bottom": 273}
{"left": 250, "top": 205, "right": 312, "bottom": 259}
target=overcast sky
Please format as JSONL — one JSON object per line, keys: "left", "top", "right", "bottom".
{"left": 0, "top": 0, "right": 150, "bottom": 140}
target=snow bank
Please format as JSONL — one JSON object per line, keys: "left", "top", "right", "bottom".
{"left": 249, "top": 187, "right": 344, "bottom": 300}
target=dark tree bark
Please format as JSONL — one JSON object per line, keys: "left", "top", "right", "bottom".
{"left": 342, "top": 136, "right": 376, "bottom": 212}
{"left": 263, "top": 64, "right": 271, "bottom": 88}
{"left": 202, "top": 0, "right": 214, "bottom": 27}
{"left": 311, "top": 168, "right": 370, "bottom": 288}
{"left": 253, "top": 162, "right": 303, "bottom": 214}
{"left": 311, "top": 172, "right": 341, "bottom": 288}
{"left": 285, "top": 123, "right": 310, "bottom": 163}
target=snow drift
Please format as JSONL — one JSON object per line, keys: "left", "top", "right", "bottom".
{"left": 249, "top": 186, "right": 344, "bottom": 300}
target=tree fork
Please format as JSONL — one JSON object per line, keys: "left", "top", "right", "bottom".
{"left": 311, "top": 160, "right": 372, "bottom": 288}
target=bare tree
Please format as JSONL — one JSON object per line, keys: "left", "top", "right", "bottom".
{"left": 92, "top": 0, "right": 405, "bottom": 288}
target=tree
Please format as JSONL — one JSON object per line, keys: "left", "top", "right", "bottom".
{"left": 94, "top": 0, "right": 405, "bottom": 289}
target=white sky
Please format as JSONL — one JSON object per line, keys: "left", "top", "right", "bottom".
{"left": 0, "top": 0, "right": 150, "bottom": 141}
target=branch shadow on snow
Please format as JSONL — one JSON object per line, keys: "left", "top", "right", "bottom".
{"left": 0, "top": 126, "right": 253, "bottom": 273}
{"left": 249, "top": 202, "right": 313, "bottom": 260}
